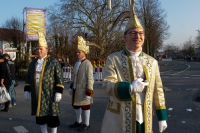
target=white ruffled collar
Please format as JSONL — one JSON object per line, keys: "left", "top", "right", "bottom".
{"left": 37, "top": 55, "right": 47, "bottom": 64}
{"left": 126, "top": 47, "right": 142, "bottom": 57}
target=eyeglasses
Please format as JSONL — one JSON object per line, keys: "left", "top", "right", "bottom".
{"left": 127, "top": 31, "right": 144, "bottom": 36}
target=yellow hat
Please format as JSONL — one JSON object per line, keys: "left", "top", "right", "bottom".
{"left": 124, "top": 0, "right": 143, "bottom": 33}
{"left": 38, "top": 31, "right": 48, "bottom": 48}
{"left": 78, "top": 36, "right": 89, "bottom": 54}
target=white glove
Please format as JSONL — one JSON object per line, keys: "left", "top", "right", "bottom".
{"left": 130, "top": 78, "right": 149, "bottom": 93}
{"left": 69, "top": 88, "right": 72, "bottom": 95}
{"left": 24, "top": 91, "right": 30, "bottom": 101}
{"left": 84, "top": 95, "right": 91, "bottom": 100}
{"left": 159, "top": 120, "right": 167, "bottom": 132}
{"left": 54, "top": 93, "right": 62, "bottom": 102}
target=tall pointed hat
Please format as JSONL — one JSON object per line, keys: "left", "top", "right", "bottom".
{"left": 38, "top": 31, "right": 48, "bottom": 48}
{"left": 77, "top": 36, "right": 89, "bottom": 54}
{"left": 124, "top": 0, "right": 143, "bottom": 33}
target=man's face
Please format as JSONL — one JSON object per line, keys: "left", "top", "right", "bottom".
{"left": 76, "top": 50, "right": 86, "bottom": 59}
{"left": 37, "top": 46, "right": 48, "bottom": 58}
{"left": 124, "top": 28, "right": 145, "bottom": 52}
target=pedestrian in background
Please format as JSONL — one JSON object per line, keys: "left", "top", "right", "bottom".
{"left": 0, "top": 54, "right": 12, "bottom": 112}
{"left": 6, "top": 54, "right": 17, "bottom": 107}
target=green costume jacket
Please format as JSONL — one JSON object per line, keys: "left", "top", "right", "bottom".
{"left": 24, "top": 55, "right": 64, "bottom": 117}
{"left": 101, "top": 49, "right": 167, "bottom": 133}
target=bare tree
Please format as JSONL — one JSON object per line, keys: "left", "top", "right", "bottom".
{"left": 180, "top": 37, "right": 195, "bottom": 56}
{"left": 47, "top": 0, "right": 126, "bottom": 63}
{"left": 136, "top": 0, "right": 170, "bottom": 56}
{"left": 0, "top": 17, "right": 25, "bottom": 60}
{"left": 162, "top": 43, "right": 180, "bottom": 55}
{"left": 195, "top": 30, "right": 200, "bottom": 48}
{"left": 46, "top": 0, "right": 169, "bottom": 64}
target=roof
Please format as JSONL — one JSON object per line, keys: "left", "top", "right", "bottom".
{"left": 0, "top": 28, "right": 25, "bottom": 42}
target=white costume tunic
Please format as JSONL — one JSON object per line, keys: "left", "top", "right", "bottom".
{"left": 101, "top": 49, "right": 167, "bottom": 133}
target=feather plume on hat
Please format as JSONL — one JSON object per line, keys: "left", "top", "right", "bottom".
{"left": 110, "top": 0, "right": 143, "bottom": 33}
{"left": 124, "top": 0, "right": 143, "bottom": 32}
{"left": 77, "top": 36, "right": 101, "bottom": 54}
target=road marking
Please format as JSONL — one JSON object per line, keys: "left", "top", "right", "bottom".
{"left": 13, "top": 126, "right": 29, "bottom": 133}
{"left": 160, "top": 70, "right": 172, "bottom": 73}
{"left": 172, "top": 64, "right": 190, "bottom": 75}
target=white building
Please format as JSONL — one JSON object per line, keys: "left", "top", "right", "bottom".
{"left": 0, "top": 28, "right": 24, "bottom": 60}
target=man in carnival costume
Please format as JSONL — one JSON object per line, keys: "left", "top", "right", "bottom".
{"left": 101, "top": 0, "right": 168, "bottom": 133}
{"left": 24, "top": 31, "right": 64, "bottom": 133}
{"left": 69, "top": 36, "right": 94, "bottom": 132}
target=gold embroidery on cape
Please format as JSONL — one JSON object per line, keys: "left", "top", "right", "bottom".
{"left": 107, "top": 100, "right": 120, "bottom": 114}
{"left": 56, "top": 84, "right": 64, "bottom": 88}
{"left": 143, "top": 58, "right": 153, "bottom": 133}
{"left": 123, "top": 49, "right": 136, "bottom": 133}
{"left": 156, "top": 106, "right": 166, "bottom": 110}
{"left": 36, "top": 55, "right": 50, "bottom": 116}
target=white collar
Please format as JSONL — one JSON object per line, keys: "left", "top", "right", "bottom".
{"left": 126, "top": 47, "right": 142, "bottom": 57}
{"left": 38, "top": 55, "right": 47, "bottom": 61}
{"left": 78, "top": 57, "right": 86, "bottom": 62}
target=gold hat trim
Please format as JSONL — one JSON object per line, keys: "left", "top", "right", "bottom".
{"left": 78, "top": 36, "right": 89, "bottom": 54}
{"left": 38, "top": 31, "right": 48, "bottom": 48}
{"left": 124, "top": 0, "right": 144, "bottom": 33}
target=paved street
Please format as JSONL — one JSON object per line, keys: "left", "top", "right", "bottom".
{"left": 0, "top": 60, "right": 200, "bottom": 133}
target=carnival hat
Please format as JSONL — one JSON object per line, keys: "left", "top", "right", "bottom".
{"left": 38, "top": 31, "right": 48, "bottom": 48}
{"left": 124, "top": 0, "right": 143, "bottom": 33}
{"left": 77, "top": 36, "right": 89, "bottom": 54}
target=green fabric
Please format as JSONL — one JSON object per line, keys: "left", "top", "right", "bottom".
{"left": 136, "top": 121, "right": 144, "bottom": 133}
{"left": 156, "top": 109, "right": 168, "bottom": 121}
{"left": 115, "top": 82, "right": 132, "bottom": 101}
{"left": 25, "top": 56, "right": 64, "bottom": 116}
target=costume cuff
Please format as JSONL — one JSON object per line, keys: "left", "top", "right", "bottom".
{"left": 156, "top": 106, "right": 168, "bottom": 121}
{"left": 114, "top": 82, "right": 132, "bottom": 101}
{"left": 24, "top": 85, "right": 30, "bottom": 92}
{"left": 55, "top": 84, "right": 64, "bottom": 93}
{"left": 86, "top": 89, "right": 94, "bottom": 96}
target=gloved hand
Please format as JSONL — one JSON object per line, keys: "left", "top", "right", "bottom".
{"left": 68, "top": 88, "right": 72, "bottom": 95}
{"left": 24, "top": 91, "right": 30, "bottom": 101}
{"left": 130, "top": 78, "right": 149, "bottom": 93}
{"left": 158, "top": 120, "right": 167, "bottom": 132}
{"left": 84, "top": 95, "right": 91, "bottom": 100}
{"left": 54, "top": 93, "right": 62, "bottom": 102}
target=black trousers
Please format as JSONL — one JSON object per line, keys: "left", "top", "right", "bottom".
{"left": 4, "top": 101, "right": 10, "bottom": 110}
{"left": 36, "top": 116, "right": 60, "bottom": 128}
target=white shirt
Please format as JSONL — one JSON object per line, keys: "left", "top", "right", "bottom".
{"left": 36, "top": 55, "right": 47, "bottom": 72}
{"left": 73, "top": 57, "right": 85, "bottom": 89}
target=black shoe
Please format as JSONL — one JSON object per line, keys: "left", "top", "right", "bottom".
{"left": 69, "top": 122, "right": 82, "bottom": 128}
{"left": 1, "top": 108, "right": 9, "bottom": 112}
{"left": 78, "top": 124, "right": 90, "bottom": 132}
